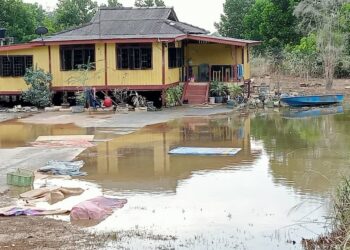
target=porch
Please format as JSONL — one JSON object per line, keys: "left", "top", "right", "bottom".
{"left": 179, "top": 64, "right": 244, "bottom": 83}
{"left": 171, "top": 39, "right": 248, "bottom": 104}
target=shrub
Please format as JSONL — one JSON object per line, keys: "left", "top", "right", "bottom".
{"left": 21, "top": 67, "right": 53, "bottom": 108}
{"left": 166, "top": 85, "right": 183, "bottom": 106}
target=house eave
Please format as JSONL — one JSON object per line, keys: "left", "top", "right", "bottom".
{"left": 0, "top": 43, "right": 44, "bottom": 52}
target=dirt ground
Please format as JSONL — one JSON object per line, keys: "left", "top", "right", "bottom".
{"left": 0, "top": 216, "right": 103, "bottom": 250}
{"left": 253, "top": 75, "right": 350, "bottom": 95}
{"left": 0, "top": 190, "right": 104, "bottom": 250}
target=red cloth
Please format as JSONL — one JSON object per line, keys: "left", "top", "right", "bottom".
{"left": 70, "top": 196, "right": 127, "bottom": 221}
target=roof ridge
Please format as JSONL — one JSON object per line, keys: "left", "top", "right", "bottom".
{"left": 98, "top": 19, "right": 169, "bottom": 22}
{"left": 99, "top": 6, "right": 172, "bottom": 10}
{"left": 48, "top": 22, "right": 94, "bottom": 37}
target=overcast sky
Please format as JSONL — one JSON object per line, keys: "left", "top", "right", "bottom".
{"left": 23, "top": 0, "right": 225, "bottom": 32}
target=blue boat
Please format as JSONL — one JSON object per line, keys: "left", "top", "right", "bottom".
{"left": 280, "top": 94, "right": 344, "bottom": 107}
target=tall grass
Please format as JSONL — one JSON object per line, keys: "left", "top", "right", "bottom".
{"left": 334, "top": 178, "right": 350, "bottom": 230}
{"left": 303, "top": 177, "right": 350, "bottom": 250}
{"left": 250, "top": 55, "right": 272, "bottom": 78}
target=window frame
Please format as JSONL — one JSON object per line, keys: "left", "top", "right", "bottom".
{"left": 0, "top": 55, "right": 33, "bottom": 78}
{"left": 116, "top": 43, "right": 153, "bottom": 70}
{"left": 59, "top": 44, "right": 96, "bottom": 71}
{"left": 242, "top": 47, "right": 245, "bottom": 64}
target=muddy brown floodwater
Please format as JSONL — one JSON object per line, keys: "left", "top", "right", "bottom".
{"left": 1, "top": 107, "right": 350, "bottom": 249}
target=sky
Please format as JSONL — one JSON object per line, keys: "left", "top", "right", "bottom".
{"left": 23, "top": 0, "right": 225, "bottom": 32}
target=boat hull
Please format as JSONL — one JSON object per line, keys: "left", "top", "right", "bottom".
{"left": 280, "top": 94, "right": 344, "bottom": 107}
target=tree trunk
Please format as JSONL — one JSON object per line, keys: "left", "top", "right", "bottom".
{"left": 324, "top": 58, "right": 333, "bottom": 90}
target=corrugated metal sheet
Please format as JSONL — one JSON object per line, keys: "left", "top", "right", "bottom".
{"left": 35, "top": 7, "right": 209, "bottom": 42}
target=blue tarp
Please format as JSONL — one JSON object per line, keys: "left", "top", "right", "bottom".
{"left": 169, "top": 147, "right": 241, "bottom": 156}
{"left": 38, "top": 160, "right": 87, "bottom": 176}
{"left": 237, "top": 64, "right": 244, "bottom": 80}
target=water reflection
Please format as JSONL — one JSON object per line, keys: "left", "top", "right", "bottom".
{"left": 79, "top": 116, "right": 261, "bottom": 193}
{"left": 2, "top": 109, "right": 350, "bottom": 249}
{"left": 0, "top": 121, "right": 88, "bottom": 148}
{"left": 282, "top": 105, "right": 344, "bottom": 119}
{"left": 251, "top": 110, "right": 350, "bottom": 195}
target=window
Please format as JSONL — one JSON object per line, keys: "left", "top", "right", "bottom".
{"left": 60, "top": 45, "right": 95, "bottom": 71}
{"left": 117, "top": 44, "right": 152, "bottom": 70}
{"left": 0, "top": 56, "right": 33, "bottom": 77}
{"left": 168, "top": 47, "right": 184, "bottom": 68}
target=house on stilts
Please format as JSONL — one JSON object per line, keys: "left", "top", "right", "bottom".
{"left": 0, "top": 7, "right": 260, "bottom": 106}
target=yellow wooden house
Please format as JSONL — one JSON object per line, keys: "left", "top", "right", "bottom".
{"left": 0, "top": 7, "right": 260, "bottom": 105}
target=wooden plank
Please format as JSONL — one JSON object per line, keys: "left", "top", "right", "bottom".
{"left": 36, "top": 135, "right": 94, "bottom": 142}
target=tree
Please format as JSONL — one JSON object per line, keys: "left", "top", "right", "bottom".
{"left": 155, "top": 0, "right": 165, "bottom": 6}
{"left": 294, "top": 0, "right": 348, "bottom": 89}
{"left": 107, "top": 0, "right": 123, "bottom": 7}
{"left": 283, "top": 34, "right": 322, "bottom": 81}
{"left": 215, "top": 0, "right": 254, "bottom": 39}
{"left": 134, "top": 0, "right": 165, "bottom": 7}
{"left": 55, "top": 0, "right": 98, "bottom": 29}
{"left": 0, "top": 0, "right": 48, "bottom": 42}
{"left": 243, "top": 0, "right": 301, "bottom": 53}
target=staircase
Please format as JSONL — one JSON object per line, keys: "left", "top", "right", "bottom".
{"left": 182, "top": 82, "right": 209, "bottom": 105}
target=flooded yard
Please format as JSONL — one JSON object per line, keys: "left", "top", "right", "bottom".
{"left": 1, "top": 108, "right": 350, "bottom": 249}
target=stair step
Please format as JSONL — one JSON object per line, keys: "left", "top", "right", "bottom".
{"left": 185, "top": 97, "right": 206, "bottom": 102}
{"left": 186, "top": 90, "right": 207, "bottom": 96}
{"left": 187, "top": 100, "right": 207, "bottom": 104}
{"left": 187, "top": 87, "right": 207, "bottom": 91}
{"left": 182, "top": 83, "right": 209, "bottom": 105}
{"left": 186, "top": 94, "right": 207, "bottom": 97}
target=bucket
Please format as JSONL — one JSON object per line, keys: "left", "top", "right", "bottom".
{"left": 209, "top": 97, "right": 215, "bottom": 104}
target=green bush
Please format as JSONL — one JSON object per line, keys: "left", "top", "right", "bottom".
{"left": 21, "top": 67, "right": 53, "bottom": 108}
{"left": 166, "top": 85, "right": 183, "bottom": 106}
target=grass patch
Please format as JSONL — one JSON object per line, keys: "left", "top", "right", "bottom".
{"left": 302, "top": 177, "right": 350, "bottom": 250}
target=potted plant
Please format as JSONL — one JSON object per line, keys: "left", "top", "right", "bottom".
{"left": 67, "top": 61, "right": 95, "bottom": 113}
{"left": 228, "top": 84, "right": 244, "bottom": 104}
{"left": 72, "top": 91, "right": 86, "bottom": 113}
{"left": 210, "top": 81, "right": 228, "bottom": 103}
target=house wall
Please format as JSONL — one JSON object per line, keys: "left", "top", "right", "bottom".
{"left": 0, "top": 42, "right": 252, "bottom": 94}
{"left": 0, "top": 46, "right": 49, "bottom": 93}
{"left": 186, "top": 44, "right": 234, "bottom": 65}
{"left": 50, "top": 43, "right": 105, "bottom": 88}
{"left": 164, "top": 45, "right": 180, "bottom": 84}
{"left": 107, "top": 42, "right": 163, "bottom": 86}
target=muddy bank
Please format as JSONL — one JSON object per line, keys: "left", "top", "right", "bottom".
{"left": 19, "top": 106, "right": 231, "bottom": 129}
{"left": 253, "top": 76, "right": 350, "bottom": 95}
{"left": 0, "top": 216, "right": 102, "bottom": 250}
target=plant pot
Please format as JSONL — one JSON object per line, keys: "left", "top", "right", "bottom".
{"left": 71, "top": 105, "right": 85, "bottom": 113}
{"left": 209, "top": 97, "right": 215, "bottom": 104}
{"left": 215, "top": 96, "right": 223, "bottom": 103}
{"left": 227, "top": 100, "right": 235, "bottom": 108}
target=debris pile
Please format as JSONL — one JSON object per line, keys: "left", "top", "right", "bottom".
{"left": 1, "top": 105, "right": 39, "bottom": 113}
